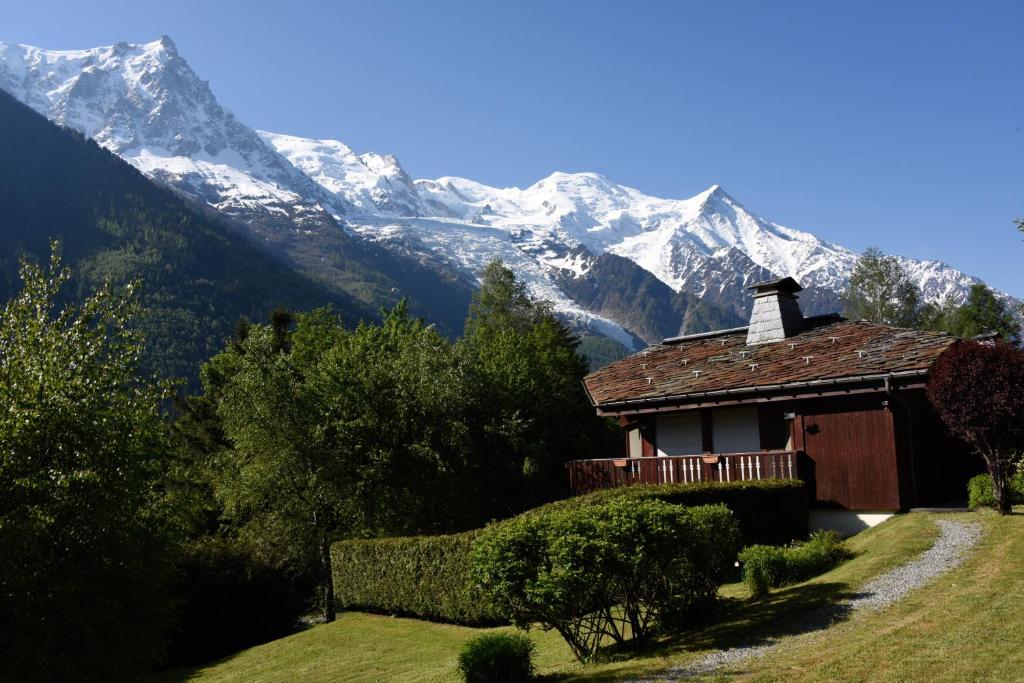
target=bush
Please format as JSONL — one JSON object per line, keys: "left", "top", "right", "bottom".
{"left": 457, "top": 632, "right": 535, "bottom": 683}
{"left": 472, "top": 499, "right": 742, "bottom": 661}
{"left": 967, "top": 472, "right": 1024, "bottom": 510}
{"left": 330, "top": 479, "right": 802, "bottom": 627}
{"left": 739, "top": 530, "right": 850, "bottom": 597}
{"left": 331, "top": 531, "right": 501, "bottom": 625}
{"left": 525, "top": 479, "right": 808, "bottom": 546}
{"left": 164, "top": 539, "right": 312, "bottom": 667}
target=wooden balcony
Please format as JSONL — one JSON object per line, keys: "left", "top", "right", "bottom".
{"left": 567, "top": 450, "right": 799, "bottom": 496}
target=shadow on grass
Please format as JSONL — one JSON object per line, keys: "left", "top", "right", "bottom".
{"left": 542, "top": 580, "right": 865, "bottom": 682}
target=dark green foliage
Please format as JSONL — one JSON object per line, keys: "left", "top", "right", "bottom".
{"left": 165, "top": 539, "right": 312, "bottom": 667}
{"left": 919, "top": 284, "right": 1020, "bottom": 342}
{"left": 967, "top": 473, "right": 1024, "bottom": 510}
{"left": 739, "top": 530, "right": 850, "bottom": 597}
{"left": 472, "top": 499, "right": 741, "bottom": 661}
{"left": 842, "top": 247, "right": 920, "bottom": 326}
{"left": 457, "top": 632, "right": 536, "bottom": 683}
{"left": 331, "top": 531, "right": 500, "bottom": 625}
{"left": 197, "top": 303, "right": 498, "bottom": 622}
{"left": 524, "top": 479, "right": 809, "bottom": 546}
{"left": 577, "top": 333, "right": 630, "bottom": 371}
{"left": 0, "top": 88, "right": 368, "bottom": 384}
{"left": 0, "top": 249, "right": 175, "bottom": 681}
{"left": 329, "top": 480, "right": 805, "bottom": 629}
{"left": 458, "top": 261, "right": 620, "bottom": 511}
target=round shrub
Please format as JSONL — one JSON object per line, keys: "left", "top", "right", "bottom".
{"left": 457, "top": 632, "right": 536, "bottom": 683}
{"left": 472, "top": 499, "right": 741, "bottom": 661}
{"left": 968, "top": 472, "right": 1024, "bottom": 510}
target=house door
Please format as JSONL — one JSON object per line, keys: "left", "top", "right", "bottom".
{"left": 794, "top": 407, "right": 902, "bottom": 511}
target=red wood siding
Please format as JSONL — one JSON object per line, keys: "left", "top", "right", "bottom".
{"left": 793, "top": 402, "right": 901, "bottom": 510}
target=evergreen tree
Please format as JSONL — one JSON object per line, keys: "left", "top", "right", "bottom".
{"left": 460, "top": 260, "right": 618, "bottom": 510}
{"left": 841, "top": 247, "right": 920, "bottom": 326}
{"left": 956, "top": 284, "right": 1020, "bottom": 341}
{"left": 918, "top": 284, "right": 1020, "bottom": 342}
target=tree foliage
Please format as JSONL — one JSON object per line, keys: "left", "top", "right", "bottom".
{"left": 0, "top": 246, "right": 175, "bottom": 681}
{"left": 175, "top": 261, "right": 617, "bottom": 621}
{"left": 472, "top": 499, "right": 741, "bottom": 661}
{"left": 919, "top": 284, "right": 1020, "bottom": 342}
{"left": 927, "top": 341, "right": 1024, "bottom": 514}
{"left": 459, "top": 261, "right": 619, "bottom": 506}
{"left": 841, "top": 247, "right": 920, "bottom": 326}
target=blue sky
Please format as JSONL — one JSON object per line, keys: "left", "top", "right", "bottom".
{"left": 3, "top": 0, "right": 1022, "bottom": 295}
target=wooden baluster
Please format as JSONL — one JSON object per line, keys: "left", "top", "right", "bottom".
{"left": 787, "top": 452, "right": 794, "bottom": 479}
{"left": 756, "top": 455, "right": 762, "bottom": 480}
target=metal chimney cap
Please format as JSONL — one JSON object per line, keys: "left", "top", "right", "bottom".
{"left": 748, "top": 276, "right": 803, "bottom": 296}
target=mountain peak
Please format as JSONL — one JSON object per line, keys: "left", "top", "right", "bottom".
{"left": 151, "top": 35, "right": 178, "bottom": 55}
{"left": 696, "top": 183, "right": 727, "bottom": 200}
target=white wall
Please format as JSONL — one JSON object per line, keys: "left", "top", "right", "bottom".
{"left": 809, "top": 510, "right": 894, "bottom": 536}
{"left": 711, "top": 406, "right": 760, "bottom": 453}
{"left": 656, "top": 413, "right": 702, "bottom": 456}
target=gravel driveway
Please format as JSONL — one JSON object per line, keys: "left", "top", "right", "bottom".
{"left": 640, "top": 518, "right": 983, "bottom": 681}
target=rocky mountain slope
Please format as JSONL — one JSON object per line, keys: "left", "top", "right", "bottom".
{"left": 0, "top": 36, "right": 998, "bottom": 353}
{"left": 0, "top": 88, "right": 368, "bottom": 382}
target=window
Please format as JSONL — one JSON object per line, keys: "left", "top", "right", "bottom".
{"left": 655, "top": 412, "right": 702, "bottom": 456}
{"left": 711, "top": 406, "right": 760, "bottom": 453}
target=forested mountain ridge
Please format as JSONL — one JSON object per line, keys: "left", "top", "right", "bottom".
{"left": 0, "top": 88, "right": 372, "bottom": 381}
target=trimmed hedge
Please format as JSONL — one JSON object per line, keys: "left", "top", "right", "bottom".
{"left": 331, "top": 479, "right": 807, "bottom": 625}
{"left": 967, "top": 472, "right": 1024, "bottom": 509}
{"left": 165, "top": 539, "right": 312, "bottom": 667}
{"left": 331, "top": 530, "right": 500, "bottom": 625}
{"left": 738, "top": 530, "right": 850, "bottom": 597}
{"left": 525, "top": 479, "right": 808, "bottom": 546}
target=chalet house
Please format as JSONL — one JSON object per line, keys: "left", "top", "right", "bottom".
{"left": 576, "top": 277, "right": 978, "bottom": 532}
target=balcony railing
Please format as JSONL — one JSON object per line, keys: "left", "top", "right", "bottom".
{"left": 567, "top": 450, "right": 798, "bottom": 496}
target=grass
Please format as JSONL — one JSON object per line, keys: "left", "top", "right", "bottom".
{"left": 729, "top": 510, "right": 1024, "bottom": 682}
{"left": 155, "top": 511, "right": 948, "bottom": 682}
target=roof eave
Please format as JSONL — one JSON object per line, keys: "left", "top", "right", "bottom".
{"left": 590, "top": 368, "right": 930, "bottom": 414}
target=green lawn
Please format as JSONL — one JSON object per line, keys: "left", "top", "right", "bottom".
{"left": 154, "top": 511, "right": 1020, "bottom": 683}
{"left": 731, "top": 510, "right": 1024, "bottom": 682}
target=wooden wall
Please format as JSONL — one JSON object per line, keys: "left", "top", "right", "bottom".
{"left": 618, "top": 390, "right": 978, "bottom": 511}
{"left": 790, "top": 396, "right": 902, "bottom": 511}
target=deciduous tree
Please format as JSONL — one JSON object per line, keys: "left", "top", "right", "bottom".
{"left": 841, "top": 247, "right": 920, "bottom": 327}
{"left": 927, "top": 341, "right": 1024, "bottom": 514}
{"left": 0, "top": 245, "right": 174, "bottom": 680}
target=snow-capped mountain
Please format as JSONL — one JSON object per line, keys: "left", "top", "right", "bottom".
{"left": 0, "top": 37, "right": 1003, "bottom": 352}
{"left": 0, "top": 36, "right": 342, "bottom": 228}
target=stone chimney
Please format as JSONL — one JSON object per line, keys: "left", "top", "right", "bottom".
{"left": 745, "top": 277, "right": 805, "bottom": 345}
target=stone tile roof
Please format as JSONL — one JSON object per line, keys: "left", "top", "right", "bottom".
{"left": 584, "top": 316, "right": 957, "bottom": 409}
